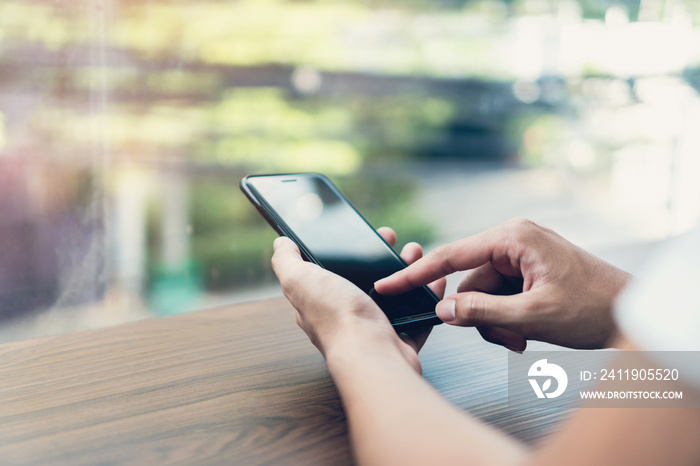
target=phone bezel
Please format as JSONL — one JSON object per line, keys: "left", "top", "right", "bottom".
{"left": 240, "top": 172, "right": 442, "bottom": 330}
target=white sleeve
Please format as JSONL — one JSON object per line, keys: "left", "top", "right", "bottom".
{"left": 614, "top": 225, "right": 700, "bottom": 390}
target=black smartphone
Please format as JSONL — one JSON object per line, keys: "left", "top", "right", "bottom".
{"left": 241, "top": 173, "right": 441, "bottom": 330}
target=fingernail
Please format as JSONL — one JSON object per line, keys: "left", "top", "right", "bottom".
{"left": 273, "top": 237, "right": 282, "bottom": 251}
{"left": 374, "top": 278, "right": 386, "bottom": 289}
{"left": 436, "top": 299, "right": 456, "bottom": 322}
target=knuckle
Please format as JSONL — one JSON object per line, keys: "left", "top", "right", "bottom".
{"left": 508, "top": 217, "right": 537, "bottom": 235}
{"left": 512, "top": 217, "right": 534, "bottom": 227}
{"left": 456, "top": 293, "right": 484, "bottom": 325}
{"left": 429, "top": 244, "right": 456, "bottom": 275}
{"left": 503, "top": 218, "right": 545, "bottom": 250}
{"left": 519, "top": 297, "right": 538, "bottom": 314}
{"left": 430, "top": 243, "right": 451, "bottom": 259}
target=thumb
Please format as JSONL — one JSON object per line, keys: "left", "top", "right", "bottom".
{"left": 271, "top": 237, "right": 304, "bottom": 278}
{"left": 435, "top": 292, "right": 528, "bottom": 327}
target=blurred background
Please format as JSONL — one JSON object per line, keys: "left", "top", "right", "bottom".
{"left": 1, "top": 0, "right": 699, "bottom": 342}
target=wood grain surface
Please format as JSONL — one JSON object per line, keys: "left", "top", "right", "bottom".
{"left": 0, "top": 297, "right": 571, "bottom": 465}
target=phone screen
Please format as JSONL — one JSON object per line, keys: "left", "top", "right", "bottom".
{"left": 246, "top": 174, "right": 439, "bottom": 326}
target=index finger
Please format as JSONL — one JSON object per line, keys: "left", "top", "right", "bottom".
{"left": 374, "top": 229, "right": 500, "bottom": 295}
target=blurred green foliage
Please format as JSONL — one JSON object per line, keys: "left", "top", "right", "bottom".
{"left": 188, "top": 180, "right": 276, "bottom": 290}
{"left": 8, "top": 0, "right": 699, "bottom": 299}
{"left": 146, "top": 174, "right": 431, "bottom": 292}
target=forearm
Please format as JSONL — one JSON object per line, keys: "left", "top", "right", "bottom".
{"left": 325, "top": 335, "right": 528, "bottom": 466}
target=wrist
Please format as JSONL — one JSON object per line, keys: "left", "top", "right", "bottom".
{"left": 324, "top": 322, "right": 406, "bottom": 377}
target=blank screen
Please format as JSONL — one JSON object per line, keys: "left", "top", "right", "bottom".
{"left": 248, "top": 174, "right": 438, "bottom": 325}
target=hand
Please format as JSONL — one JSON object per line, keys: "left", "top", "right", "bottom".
{"left": 271, "top": 227, "right": 446, "bottom": 374}
{"left": 375, "top": 218, "right": 632, "bottom": 350}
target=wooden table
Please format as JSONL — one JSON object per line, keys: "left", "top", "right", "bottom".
{"left": 0, "top": 298, "right": 570, "bottom": 465}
